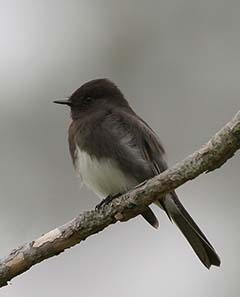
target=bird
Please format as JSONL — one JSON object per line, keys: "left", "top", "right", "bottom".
{"left": 54, "top": 78, "right": 221, "bottom": 269}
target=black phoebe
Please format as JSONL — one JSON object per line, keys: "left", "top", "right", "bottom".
{"left": 54, "top": 78, "right": 220, "bottom": 269}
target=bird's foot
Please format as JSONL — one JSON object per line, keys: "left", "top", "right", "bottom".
{"left": 95, "top": 193, "right": 121, "bottom": 210}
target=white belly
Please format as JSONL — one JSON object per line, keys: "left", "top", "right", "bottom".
{"left": 75, "top": 147, "right": 137, "bottom": 198}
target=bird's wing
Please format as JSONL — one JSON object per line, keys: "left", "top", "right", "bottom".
{"left": 99, "top": 110, "right": 168, "bottom": 229}
{"left": 100, "top": 110, "right": 168, "bottom": 183}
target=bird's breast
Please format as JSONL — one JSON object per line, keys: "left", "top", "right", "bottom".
{"left": 74, "top": 146, "right": 137, "bottom": 198}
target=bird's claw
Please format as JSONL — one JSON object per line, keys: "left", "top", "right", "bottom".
{"left": 95, "top": 193, "right": 121, "bottom": 210}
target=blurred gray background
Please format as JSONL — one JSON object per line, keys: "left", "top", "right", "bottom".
{"left": 0, "top": 1, "right": 240, "bottom": 296}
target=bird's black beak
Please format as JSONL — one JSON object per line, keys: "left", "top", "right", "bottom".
{"left": 53, "top": 99, "right": 71, "bottom": 106}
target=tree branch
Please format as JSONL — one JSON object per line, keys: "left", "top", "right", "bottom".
{"left": 1, "top": 111, "right": 240, "bottom": 288}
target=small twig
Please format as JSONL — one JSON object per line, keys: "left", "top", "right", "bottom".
{"left": 0, "top": 111, "right": 239, "bottom": 288}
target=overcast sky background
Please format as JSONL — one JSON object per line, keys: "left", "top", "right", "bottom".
{"left": 0, "top": 1, "right": 240, "bottom": 296}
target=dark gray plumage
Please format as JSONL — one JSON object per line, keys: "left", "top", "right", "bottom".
{"left": 54, "top": 78, "right": 221, "bottom": 269}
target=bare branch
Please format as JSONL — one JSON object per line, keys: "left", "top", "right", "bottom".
{"left": 0, "top": 111, "right": 240, "bottom": 288}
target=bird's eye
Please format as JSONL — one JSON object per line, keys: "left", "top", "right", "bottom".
{"left": 83, "top": 96, "right": 93, "bottom": 105}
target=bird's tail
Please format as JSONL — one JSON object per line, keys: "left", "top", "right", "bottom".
{"left": 160, "top": 192, "right": 221, "bottom": 269}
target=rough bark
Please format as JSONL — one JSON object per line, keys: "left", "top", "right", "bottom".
{"left": 0, "top": 111, "right": 240, "bottom": 288}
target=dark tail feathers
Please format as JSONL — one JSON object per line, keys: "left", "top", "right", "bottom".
{"left": 162, "top": 192, "right": 221, "bottom": 269}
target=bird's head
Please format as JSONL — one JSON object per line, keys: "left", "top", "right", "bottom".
{"left": 54, "top": 78, "right": 130, "bottom": 119}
